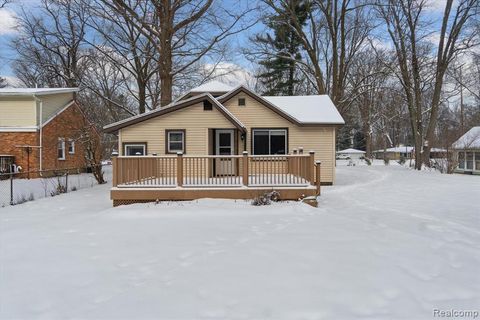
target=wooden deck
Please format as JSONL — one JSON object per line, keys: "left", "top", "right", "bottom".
{"left": 111, "top": 152, "right": 321, "bottom": 206}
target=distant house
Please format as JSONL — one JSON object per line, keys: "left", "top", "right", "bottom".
{"left": 373, "top": 146, "right": 414, "bottom": 160}
{"left": 452, "top": 126, "right": 480, "bottom": 175}
{"left": 0, "top": 88, "right": 98, "bottom": 175}
{"left": 336, "top": 148, "right": 365, "bottom": 160}
{"left": 104, "top": 81, "right": 345, "bottom": 205}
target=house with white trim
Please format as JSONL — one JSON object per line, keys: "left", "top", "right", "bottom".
{"left": 0, "top": 88, "right": 98, "bottom": 174}
{"left": 103, "top": 81, "right": 345, "bottom": 205}
{"left": 453, "top": 126, "right": 480, "bottom": 175}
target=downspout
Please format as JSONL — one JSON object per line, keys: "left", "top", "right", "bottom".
{"left": 33, "top": 95, "right": 43, "bottom": 171}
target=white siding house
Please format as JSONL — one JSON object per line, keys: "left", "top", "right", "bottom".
{"left": 453, "top": 126, "right": 480, "bottom": 175}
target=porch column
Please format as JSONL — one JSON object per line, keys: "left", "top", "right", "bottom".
{"left": 177, "top": 152, "right": 183, "bottom": 187}
{"left": 112, "top": 154, "right": 118, "bottom": 187}
{"left": 242, "top": 151, "right": 249, "bottom": 186}
{"left": 309, "top": 151, "right": 315, "bottom": 185}
{"left": 315, "top": 160, "right": 321, "bottom": 195}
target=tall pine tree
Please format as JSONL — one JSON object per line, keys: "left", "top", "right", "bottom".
{"left": 255, "top": 0, "right": 307, "bottom": 96}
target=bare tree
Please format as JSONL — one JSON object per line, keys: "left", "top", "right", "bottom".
{"left": 258, "top": 0, "right": 373, "bottom": 113}
{"left": 86, "top": 0, "right": 160, "bottom": 113}
{"left": 13, "top": 0, "right": 89, "bottom": 87}
{"left": 376, "top": 0, "right": 479, "bottom": 169}
{"left": 349, "top": 48, "right": 392, "bottom": 157}
{"left": 99, "top": 0, "right": 257, "bottom": 106}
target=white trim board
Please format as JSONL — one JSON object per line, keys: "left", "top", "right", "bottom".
{"left": 0, "top": 126, "right": 38, "bottom": 132}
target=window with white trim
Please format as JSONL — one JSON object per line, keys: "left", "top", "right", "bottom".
{"left": 458, "top": 151, "right": 465, "bottom": 169}
{"left": 57, "top": 138, "right": 66, "bottom": 160}
{"left": 68, "top": 139, "right": 75, "bottom": 154}
{"left": 252, "top": 129, "right": 287, "bottom": 155}
{"left": 124, "top": 143, "right": 146, "bottom": 156}
{"left": 167, "top": 130, "right": 185, "bottom": 153}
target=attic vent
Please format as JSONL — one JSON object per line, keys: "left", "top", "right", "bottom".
{"left": 203, "top": 100, "right": 213, "bottom": 111}
{"left": 238, "top": 98, "right": 246, "bottom": 106}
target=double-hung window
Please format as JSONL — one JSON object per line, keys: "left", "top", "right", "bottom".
{"left": 458, "top": 152, "right": 465, "bottom": 169}
{"left": 124, "top": 143, "right": 146, "bottom": 156}
{"left": 252, "top": 129, "right": 287, "bottom": 155}
{"left": 68, "top": 139, "right": 75, "bottom": 154}
{"left": 58, "top": 138, "right": 66, "bottom": 160}
{"left": 166, "top": 130, "right": 185, "bottom": 154}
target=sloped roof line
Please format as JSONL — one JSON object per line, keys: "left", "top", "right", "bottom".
{"left": 217, "top": 85, "right": 302, "bottom": 125}
{"left": 103, "top": 93, "right": 246, "bottom": 133}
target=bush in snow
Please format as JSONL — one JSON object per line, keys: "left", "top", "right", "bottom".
{"left": 364, "top": 158, "right": 372, "bottom": 166}
{"left": 251, "top": 191, "right": 280, "bottom": 206}
{"left": 398, "top": 155, "right": 406, "bottom": 165}
{"left": 384, "top": 157, "right": 390, "bottom": 165}
{"left": 50, "top": 177, "right": 67, "bottom": 197}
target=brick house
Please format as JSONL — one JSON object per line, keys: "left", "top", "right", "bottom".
{"left": 0, "top": 88, "right": 99, "bottom": 174}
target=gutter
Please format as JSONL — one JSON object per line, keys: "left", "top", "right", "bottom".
{"left": 32, "top": 94, "right": 43, "bottom": 171}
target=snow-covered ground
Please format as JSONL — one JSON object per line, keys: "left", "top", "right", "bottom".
{"left": 0, "top": 166, "right": 112, "bottom": 207}
{"left": 0, "top": 165, "right": 479, "bottom": 319}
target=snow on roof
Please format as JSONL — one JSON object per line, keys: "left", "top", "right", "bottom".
{"left": 374, "top": 146, "right": 414, "bottom": 153}
{"left": 337, "top": 148, "right": 366, "bottom": 154}
{"left": 262, "top": 95, "right": 345, "bottom": 125}
{"left": 190, "top": 81, "right": 235, "bottom": 93}
{"left": 0, "top": 88, "right": 79, "bottom": 96}
{"left": 453, "top": 126, "right": 480, "bottom": 149}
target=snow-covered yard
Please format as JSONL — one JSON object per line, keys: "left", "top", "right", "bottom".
{"left": 1, "top": 165, "right": 479, "bottom": 319}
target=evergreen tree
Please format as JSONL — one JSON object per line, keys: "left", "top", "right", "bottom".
{"left": 255, "top": 0, "right": 307, "bottom": 96}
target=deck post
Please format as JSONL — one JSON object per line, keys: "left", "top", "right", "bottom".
{"left": 242, "top": 151, "right": 249, "bottom": 186}
{"left": 309, "top": 151, "right": 315, "bottom": 185}
{"left": 315, "top": 160, "right": 321, "bottom": 195}
{"left": 177, "top": 152, "right": 183, "bottom": 187}
{"left": 112, "top": 156, "right": 118, "bottom": 187}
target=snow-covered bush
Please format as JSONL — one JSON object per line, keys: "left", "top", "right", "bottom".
{"left": 364, "top": 158, "right": 372, "bottom": 166}
{"left": 398, "top": 155, "right": 406, "bottom": 165}
{"left": 384, "top": 157, "right": 390, "bottom": 165}
{"left": 251, "top": 191, "right": 280, "bottom": 206}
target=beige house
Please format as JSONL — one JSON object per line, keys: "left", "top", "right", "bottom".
{"left": 104, "top": 82, "right": 344, "bottom": 205}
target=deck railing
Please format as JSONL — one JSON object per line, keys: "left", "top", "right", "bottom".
{"left": 112, "top": 152, "right": 321, "bottom": 193}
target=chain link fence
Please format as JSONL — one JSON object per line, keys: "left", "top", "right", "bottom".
{"left": 0, "top": 165, "right": 111, "bottom": 208}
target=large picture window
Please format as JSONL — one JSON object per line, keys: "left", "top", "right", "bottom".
{"left": 252, "top": 129, "right": 287, "bottom": 155}
{"left": 166, "top": 130, "right": 185, "bottom": 153}
{"left": 124, "top": 143, "right": 146, "bottom": 156}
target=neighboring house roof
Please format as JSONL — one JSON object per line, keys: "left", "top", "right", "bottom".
{"left": 0, "top": 88, "right": 79, "bottom": 96}
{"left": 190, "top": 81, "right": 235, "bottom": 93}
{"left": 453, "top": 126, "right": 480, "bottom": 149}
{"left": 374, "top": 146, "right": 414, "bottom": 153}
{"left": 104, "top": 93, "right": 246, "bottom": 133}
{"left": 263, "top": 95, "right": 345, "bottom": 125}
{"left": 337, "top": 148, "right": 365, "bottom": 154}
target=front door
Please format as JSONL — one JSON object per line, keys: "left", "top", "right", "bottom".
{"left": 215, "top": 129, "right": 234, "bottom": 175}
